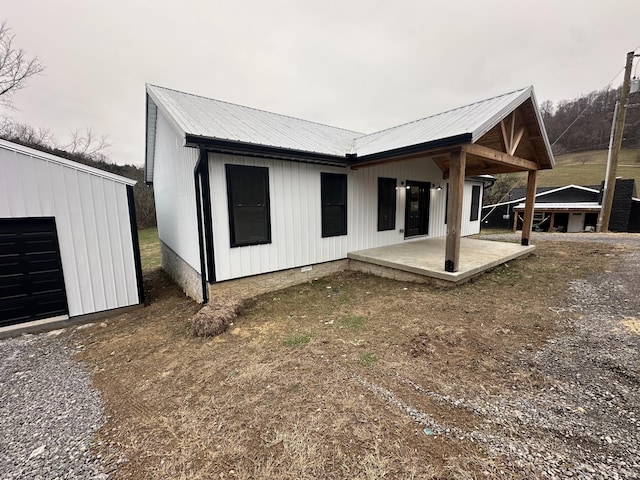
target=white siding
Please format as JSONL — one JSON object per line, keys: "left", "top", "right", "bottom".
{"left": 462, "top": 181, "right": 484, "bottom": 237}
{"left": 153, "top": 110, "right": 200, "bottom": 273}
{"left": 209, "top": 153, "right": 483, "bottom": 281}
{"left": 0, "top": 144, "right": 139, "bottom": 317}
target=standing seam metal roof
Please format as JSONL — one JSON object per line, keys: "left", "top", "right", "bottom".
{"left": 147, "top": 84, "right": 363, "bottom": 157}
{"left": 146, "top": 84, "right": 552, "bottom": 170}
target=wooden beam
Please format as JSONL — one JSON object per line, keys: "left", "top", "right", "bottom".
{"left": 521, "top": 170, "right": 538, "bottom": 246}
{"left": 461, "top": 143, "right": 538, "bottom": 171}
{"left": 445, "top": 149, "right": 466, "bottom": 272}
{"left": 500, "top": 119, "right": 509, "bottom": 153}
{"left": 510, "top": 127, "right": 525, "bottom": 155}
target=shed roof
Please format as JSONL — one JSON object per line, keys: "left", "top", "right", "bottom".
{"left": 485, "top": 184, "right": 601, "bottom": 208}
{"left": 0, "top": 139, "right": 136, "bottom": 186}
{"left": 146, "top": 84, "right": 554, "bottom": 182}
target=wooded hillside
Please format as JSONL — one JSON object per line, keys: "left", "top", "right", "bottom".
{"left": 541, "top": 86, "right": 640, "bottom": 155}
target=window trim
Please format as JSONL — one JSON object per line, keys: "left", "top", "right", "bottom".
{"left": 225, "top": 164, "right": 272, "bottom": 248}
{"left": 377, "top": 177, "right": 397, "bottom": 231}
{"left": 470, "top": 184, "right": 481, "bottom": 222}
{"left": 321, "top": 172, "right": 347, "bottom": 238}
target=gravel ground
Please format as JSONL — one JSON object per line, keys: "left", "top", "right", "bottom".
{"left": 473, "top": 232, "right": 640, "bottom": 478}
{"left": 1, "top": 232, "right": 638, "bottom": 479}
{"left": 0, "top": 328, "right": 107, "bottom": 480}
{"left": 359, "top": 233, "right": 640, "bottom": 478}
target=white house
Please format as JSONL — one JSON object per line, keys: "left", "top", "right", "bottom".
{"left": 145, "top": 85, "right": 554, "bottom": 302}
{"left": 0, "top": 139, "right": 144, "bottom": 330}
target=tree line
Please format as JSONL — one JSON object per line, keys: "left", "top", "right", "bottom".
{"left": 0, "top": 121, "right": 157, "bottom": 228}
{"left": 541, "top": 85, "right": 640, "bottom": 155}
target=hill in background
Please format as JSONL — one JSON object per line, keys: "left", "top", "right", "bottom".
{"left": 537, "top": 148, "right": 640, "bottom": 188}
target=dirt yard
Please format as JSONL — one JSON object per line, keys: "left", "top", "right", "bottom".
{"left": 74, "top": 234, "right": 640, "bottom": 479}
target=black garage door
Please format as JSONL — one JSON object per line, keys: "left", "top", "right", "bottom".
{"left": 0, "top": 218, "right": 68, "bottom": 327}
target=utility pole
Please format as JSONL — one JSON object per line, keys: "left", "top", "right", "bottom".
{"left": 600, "top": 51, "right": 636, "bottom": 232}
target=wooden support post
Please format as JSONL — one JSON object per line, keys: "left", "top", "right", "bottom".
{"left": 548, "top": 212, "right": 555, "bottom": 233}
{"left": 521, "top": 170, "right": 537, "bottom": 246}
{"left": 513, "top": 211, "right": 518, "bottom": 232}
{"left": 445, "top": 149, "right": 466, "bottom": 272}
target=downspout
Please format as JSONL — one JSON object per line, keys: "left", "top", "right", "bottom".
{"left": 194, "top": 154, "right": 209, "bottom": 304}
{"left": 199, "top": 146, "right": 216, "bottom": 283}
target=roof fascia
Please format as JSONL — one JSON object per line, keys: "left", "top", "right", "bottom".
{"left": 351, "top": 133, "right": 472, "bottom": 165}
{"left": 185, "top": 134, "right": 351, "bottom": 167}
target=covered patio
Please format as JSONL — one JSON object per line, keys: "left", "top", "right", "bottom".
{"left": 351, "top": 86, "right": 555, "bottom": 277}
{"left": 349, "top": 237, "right": 535, "bottom": 284}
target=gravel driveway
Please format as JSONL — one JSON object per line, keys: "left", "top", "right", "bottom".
{"left": 0, "top": 232, "right": 638, "bottom": 479}
{"left": 0, "top": 328, "right": 106, "bottom": 480}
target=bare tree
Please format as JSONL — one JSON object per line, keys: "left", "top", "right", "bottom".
{"left": 0, "top": 117, "right": 54, "bottom": 146}
{"left": 483, "top": 172, "right": 525, "bottom": 206}
{"left": 62, "top": 127, "right": 111, "bottom": 160}
{"left": 0, "top": 21, "right": 44, "bottom": 108}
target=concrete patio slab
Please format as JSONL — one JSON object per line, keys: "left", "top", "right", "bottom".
{"left": 348, "top": 237, "right": 535, "bottom": 284}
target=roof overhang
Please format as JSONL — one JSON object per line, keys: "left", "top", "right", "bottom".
{"left": 185, "top": 134, "right": 351, "bottom": 167}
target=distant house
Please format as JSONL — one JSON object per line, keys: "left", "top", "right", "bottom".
{"left": 0, "top": 139, "right": 144, "bottom": 330}
{"left": 482, "top": 179, "right": 640, "bottom": 233}
{"left": 145, "top": 85, "right": 554, "bottom": 302}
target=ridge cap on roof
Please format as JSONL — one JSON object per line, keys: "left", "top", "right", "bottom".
{"left": 146, "top": 83, "right": 365, "bottom": 137}
{"left": 352, "top": 86, "right": 531, "bottom": 142}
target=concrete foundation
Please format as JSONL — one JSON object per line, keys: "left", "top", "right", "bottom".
{"left": 208, "top": 260, "right": 349, "bottom": 300}
{"left": 160, "top": 241, "right": 203, "bottom": 303}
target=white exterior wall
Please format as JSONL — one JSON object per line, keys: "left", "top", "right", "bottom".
{"left": 461, "top": 181, "right": 484, "bottom": 237}
{"left": 0, "top": 143, "right": 139, "bottom": 317}
{"left": 153, "top": 111, "right": 200, "bottom": 273}
{"left": 209, "top": 153, "right": 483, "bottom": 281}
{"left": 567, "top": 213, "right": 585, "bottom": 232}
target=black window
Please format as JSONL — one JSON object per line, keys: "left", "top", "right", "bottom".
{"left": 470, "top": 185, "right": 481, "bottom": 221}
{"left": 225, "top": 164, "right": 271, "bottom": 247}
{"left": 321, "top": 173, "right": 347, "bottom": 237}
{"left": 377, "top": 177, "right": 396, "bottom": 231}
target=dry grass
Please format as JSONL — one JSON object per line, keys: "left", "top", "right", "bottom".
{"left": 76, "top": 239, "right": 627, "bottom": 479}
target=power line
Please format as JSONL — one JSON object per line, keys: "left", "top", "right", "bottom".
{"left": 550, "top": 64, "right": 629, "bottom": 147}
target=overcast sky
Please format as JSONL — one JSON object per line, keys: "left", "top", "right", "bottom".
{"left": 3, "top": 0, "right": 640, "bottom": 166}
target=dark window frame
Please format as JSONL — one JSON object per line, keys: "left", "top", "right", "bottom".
{"left": 377, "top": 177, "right": 397, "bottom": 231}
{"left": 321, "top": 172, "right": 347, "bottom": 237}
{"left": 470, "top": 184, "right": 481, "bottom": 221}
{"left": 225, "top": 164, "right": 272, "bottom": 247}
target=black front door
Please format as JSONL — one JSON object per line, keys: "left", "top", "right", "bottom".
{"left": 404, "top": 181, "right": 430, "bottom": 237}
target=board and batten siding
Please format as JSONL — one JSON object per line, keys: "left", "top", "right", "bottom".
{"left": 208, "top": 153, "right": 482, "bottom": 282}
{"left": 0, "top": 141, "right": 139, "bottom": 317}
{"left": 153, "top": 110, "right": 201, "bottom": 273}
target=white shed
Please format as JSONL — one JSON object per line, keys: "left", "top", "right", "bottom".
{"left": 0, "top": 139, "right": 144, "bottom": 329}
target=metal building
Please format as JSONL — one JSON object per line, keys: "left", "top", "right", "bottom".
{"left": 0, "top": 139, "right": 144, "bottom": 330}
{"left": 145, "top": 85, "right": 554, "bottom": 303}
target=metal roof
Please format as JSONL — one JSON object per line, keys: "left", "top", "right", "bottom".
{"left": 145, "top": 84, "right": 554, "bottom": 181}
{"left": 0, "top": 139, "right": 136, "bottom": 186}
{"left": 352, "top": 87, "right": 534, "bottom": 157}
{"left": 146, "top": 84, "right": 362, "bottom": 158}
{"left": 514, "top": 202, "right": 601, "bottom": 210}
{"left": 485, "top": 184, "right": 602, "bottom": 208}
